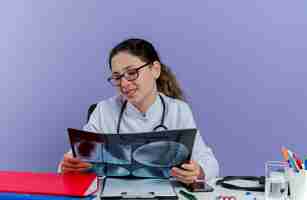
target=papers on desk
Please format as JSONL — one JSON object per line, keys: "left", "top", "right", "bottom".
{"left": 100, "top": 178, "right": 178, "bottom": 199}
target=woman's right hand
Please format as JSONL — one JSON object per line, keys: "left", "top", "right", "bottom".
{"left": 60, "top": 152, "right": 92, "bottom": 173}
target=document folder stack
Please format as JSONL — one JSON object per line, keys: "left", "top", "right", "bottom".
{"left": 0, "top": 171, "right": 98, "bottom": 200}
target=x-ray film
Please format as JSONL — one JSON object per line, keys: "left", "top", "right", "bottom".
{"left": 67, "top": 128, "right": 197, "bottom": 178}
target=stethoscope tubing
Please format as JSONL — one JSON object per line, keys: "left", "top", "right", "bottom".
{"left": 116, "top": 94, "right": 167, "bottom": 133}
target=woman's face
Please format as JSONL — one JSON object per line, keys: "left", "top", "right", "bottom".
{"left": 111, "top": 52, "right": 161, "bottom": 107}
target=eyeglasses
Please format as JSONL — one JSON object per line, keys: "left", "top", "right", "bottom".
{"left": 107, "top": 62, "right": 151, "bottom": 86}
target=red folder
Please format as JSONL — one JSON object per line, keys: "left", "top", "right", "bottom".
{"left": 0, "top": 171, "right": 98, "bottom": 197}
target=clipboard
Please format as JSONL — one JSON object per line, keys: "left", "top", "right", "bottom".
{"left": 99, "top": 178, "right": 178, "bottom": 200}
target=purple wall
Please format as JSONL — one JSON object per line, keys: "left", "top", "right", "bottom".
{"left": 1, "top": 1, "right": 306, "bottom": 176}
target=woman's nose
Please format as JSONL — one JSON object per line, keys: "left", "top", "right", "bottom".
{"left": 119, "top": 77, "right": 131, "bottom": 88}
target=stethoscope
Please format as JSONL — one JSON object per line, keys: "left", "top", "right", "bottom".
{"left": 116, "top": 94, "right": 168, "bottom": 133}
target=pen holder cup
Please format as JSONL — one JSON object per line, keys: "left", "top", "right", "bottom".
{"left": 287, "top": 169, "right": 307, "bottom": 200}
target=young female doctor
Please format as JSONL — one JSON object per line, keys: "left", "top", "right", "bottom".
{"left": 59, "top": 38, "right": 219, "bottom": 185}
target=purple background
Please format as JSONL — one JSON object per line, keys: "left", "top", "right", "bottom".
{"left": 1, "top": 1, "right": 306, "bottom": 176}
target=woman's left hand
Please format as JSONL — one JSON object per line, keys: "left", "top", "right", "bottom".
{"left": 171, "top": 160, "right": 203, "bottom": 184}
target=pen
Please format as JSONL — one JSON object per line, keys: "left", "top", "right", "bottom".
{"left": 293, "top": 153, "right": 303, "bottom": 170}
{"left": 179, "top": 190, "right": 198, "bottom": 200}
{"left": 288, "top": 150, "right": 300, "bottom": 172}
{"left": 281, "top": 147, "right": 290, "bottom": 167}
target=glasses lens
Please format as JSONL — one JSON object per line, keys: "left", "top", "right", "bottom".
{"left": 108, "top": 76, "right": 121, "bottom": 86}
{"left": 124, "top": 70, "right": 138, "bottom": 81}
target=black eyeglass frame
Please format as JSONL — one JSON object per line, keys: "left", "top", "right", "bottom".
{"left": 107, "top": 62, "right": 152, "bottom": 86}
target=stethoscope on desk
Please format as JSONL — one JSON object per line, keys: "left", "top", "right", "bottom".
{"left": 116, "top": 94, "right": 168, "bottom": 133}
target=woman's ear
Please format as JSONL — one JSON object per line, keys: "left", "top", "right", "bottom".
{"left": 151, "top": 61, "right": 161, "bottom": 79}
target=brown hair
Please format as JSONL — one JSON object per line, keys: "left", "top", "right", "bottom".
{"left": 108, "top": 38, "right": 185, "bottom": 101}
